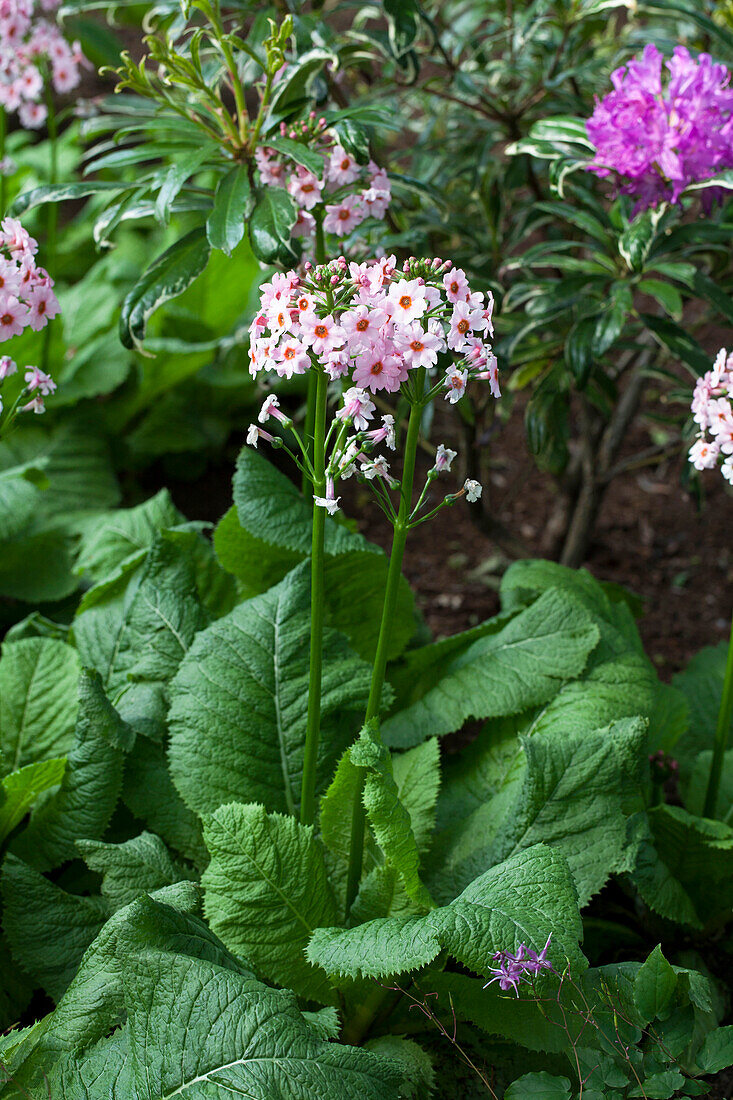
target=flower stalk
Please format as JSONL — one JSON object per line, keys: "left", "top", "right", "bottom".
{"left": 344, "top": 370, "right": 426, "bottom": 913}
{"left": 300, "top": 364, "right": 329, "bottom": 826}
{"left": 704, "top": 608, "right": 733, "bottom": 819}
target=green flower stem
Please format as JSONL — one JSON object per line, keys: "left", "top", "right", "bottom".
{"left": 302, "top": 212, "right": 326, "bottom": 494}
{"left": 300, "top": 364, "right": 329, "bottom": 826}
{"left": 41, "top": 81, "right": 58, "bottom": 376}
{"left": 0, "top": 106, "right": 6, "bottom": 217}
{"left": 703, "top": 608, "right": 733, "bottom": 818}
{"left": 344, "top": 378, "right": 425, "bottom": 913}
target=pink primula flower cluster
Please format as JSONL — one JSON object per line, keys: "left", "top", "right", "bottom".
{"left": 0, "top": 0, "right": 86, "bottom": 129}
{"left": 255, "top": 115, "right": 391, "bottom": 243}
{"left": 247, "top": 254, "right": 498, "bottom": 514}
{"left": 249, "top": 254, "right": 497, "bottom": 398}
{"left": 689, "top": 348, "right": 733, "bottom": 484}
{"left": 0, "top": 217, "right": 60, "bottom": 341}
{"left": 586, "top": 44, "right": 733, "bottom": 209}
{"left": 0, "top": 218, "right": 59, "bottom": 419}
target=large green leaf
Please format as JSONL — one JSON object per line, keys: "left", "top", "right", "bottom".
{"left": 249, "top": 187, "right": 299, "bottom": 265}
{"left": 67, "top": 896, "right": 403, "bottom": 1100}
{"left": 219, "top": 478, "right": 416, "bottom": 662}
{"left": 207, "top": 164, "right": 254, "bottom": 254}
{"left": 74, "top": 490, "right": 183, "bottom": 585}
{"left": 673, "top": 642, "right": 730, "bottom": 781}
{"left": 119, "top": 227, "right": 211, "bottom": 350}
{"left": 382, "top": 588, "right": 599, "bottom": 746}
{"left": 0, "top": 758, "right": 66, "bottom": 845}
{"left": 432, "top": 718, "right": 645, "bottom": 907}
{"left": 202, "top": 802, "right": 337, "bottom": 1002}
{"left": 11, "top": 671, "right": 134, "bottom": 871}
{"left": 77, "top": 832, "right": 183, "bottom": 911}
{"left": 1, "top": 855, "right": 110, "bottom": 1002}
{"left": 168, "top": 562, "right": 372, "bottom": 817}
{"left": 307, "top": 844, "right": 583, "bottom": 982}
{"left": 632, "top": 806, "right": 733, "bottom": 929}
{"left": 72, "top": 534, "right": 208, "bottom": 721}
{"left": 0, "top": 638, "right": 80, "bottom": 775}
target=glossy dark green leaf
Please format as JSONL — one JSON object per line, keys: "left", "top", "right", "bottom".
{"left": 637, "top": 279, "right": 683, "bottom": 318}
{"left": 330, "top": 118, "right": 371, "bottom": 165}
{"left": 384, "top": 0, "right": 422, "bottom": 58}
{"left": 249, "top": 188, "right": 299, "bottom": 266}
{"left": 206, "top": 165, "right": 254, "bottom": 255}
{"left": 565, "top": 315, "right": 598, "bottom": 388}
{"left": 692, "top": 271, "right": 733, "bottom": 326}
{"left": 119, "top": 229, "right": 211, "bottom": 351}
{"left": 265, "top": 136, "right": 325, "bottom": 177}
{"left": 619, "top": 212, "right": 656, "bottom": 272}
{"left": 640, "top": 313, "right": 710, "bottom": 376}
{"left": 10, "top": 181, "right": 123, "bottom": 217}
{"left": 594, "top": 284, "right": 632, "bottom": 355}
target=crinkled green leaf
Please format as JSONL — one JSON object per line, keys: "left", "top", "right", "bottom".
{"left": 169, "top": 562, "right": 372, "bottom": 817}
{"left": 202, "top": 802, "right": 336, "bottom": 1002}
{"left": 74, "top": 489, "right": 183, "bottom": 584}
{"left": 308, "top": 844, "right": 583, "bottom": 981}
{"left": 383, "top": 588, "right": 599, "bottom": 747}
{"left": 431, "top": 718, "right": 646, "bottom": 907}
{"left": 1, "top": 855, "right": 110, "bottom": 1002}
{"left": 77, "top": 832, "right": 183, "bottom": 911}
{"left": 0, "top": 758, "right": 66, "bottom": 844}
{"left": 0, "top": 638, "right": 80, "bottom": 775}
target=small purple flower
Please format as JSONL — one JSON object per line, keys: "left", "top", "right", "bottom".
{"left": 586, "top": 44, "right": 733, "bottom": 210}
{"left": 483, "top": 935, "right": 555, "bottom": 996}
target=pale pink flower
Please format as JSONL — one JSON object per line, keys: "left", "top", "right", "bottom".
{"left": 288, "top": 169, "right": 323, "bottom": 211}
{"left": 689, "top": 437, "right": 720, "bottom": 469}
{"left": 386, "top": 279, "right": 428, "bottom": 325}
{"left": 24, "top": 365, "right": 55, "bottom": 394}
{"left": 433, "top": 444, "right": 457, "bottom": 473}
{"left": 443, "top": 268, "right": 469, "bottom": 304}
{"left": 0, "top": 355, "right": 16, "bottom": 379}
{"left": 393, "top": 322, "right": 443, "bottom": 369}
{"left": 327, "top": 145, "right": 361, "bottom": 186}
{"left": 300, "top": 312, "right": 345, "bottom": 355}
{"left": 341, "top": 304, "right": 389, "bottom": 349}
{"left": 258, "top": 394, "right": 291, "bottom": 426}
{"left": 323, "top": 195, "right": 365, "bottom": 237}
{"left": 448, "top": 300, "right": 483, "bottom": 352}
{"left": 274, "top": 338, "right": 311, "bottom": 379}
{"left": 352, "top": 339, "right": 405, "bottom": 393}
{"left": 464, "top": 478, "right": 482, "bottom": 502}
{"left": 336, "top": 387, "right": 375, "bottom": 431}
{"left": 0, "top": 294, "right": 28, "bottom": 340}
{"left": 444, "top": 366, "right": 468, "bottom": 403}
{"left": 26, "top": 283, "right": 59, "bottom": 330}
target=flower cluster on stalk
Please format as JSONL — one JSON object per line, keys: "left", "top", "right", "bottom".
{"left": 483, "top": 935, "right": 554, "bottom": 996}
{"left": 256, "top": 116, "right": 391, "bottom": 245}
{"left": 0, "top": 217, "right": 58, "bottom": 422}
{"left": 689, "top": 348, "right": 733, "bottom": 483}
{"left": 247, "top": 254, "right": 498, "bottom": 519}
{"left": 586, "top": 44, "right": 733, "bottom": 209}
{"left": 0, "top": 0, "right": 86, "bottom": 130}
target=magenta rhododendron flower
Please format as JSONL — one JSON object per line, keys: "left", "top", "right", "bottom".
{"left": 586, "top": 44, "right": 733, "bottom": 209}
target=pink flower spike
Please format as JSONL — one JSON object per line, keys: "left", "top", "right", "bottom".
{"left": 393, "top": 322, "right": 443, "bottom": 369}
{"left": 341, "top": 304, "right": 389, "bottom": 350}
{"left": 352, "top": 339, "right": 406, "bottom": 394}
{"left": 300, "top": 312, "right": 345, "bottom": 355}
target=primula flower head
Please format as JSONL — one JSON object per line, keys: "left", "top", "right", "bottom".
{"left": 586, "top": 44, "right": 733, "bottom": 209}
{"left": 0, "top": 0, "right": 86, "bottom": 127}
{"left": 688, "top": 348, "right": 733, "bottom": 484}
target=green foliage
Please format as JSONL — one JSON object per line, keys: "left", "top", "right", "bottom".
{"left": 202, "top": 802, "right": 337, "bottom": 1002}
{"left": 308, "top": 844, "right": 584, "bottom": 981}
{"left": 168, "top": 562, "right": 372, "bottom": 817}
{"left": 0, "top": 638, "right": 80, "bottom": 773}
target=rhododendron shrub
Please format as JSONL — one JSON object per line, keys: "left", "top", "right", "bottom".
{"left": 586, "top": 44, "right": 733, "bottom": 210}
